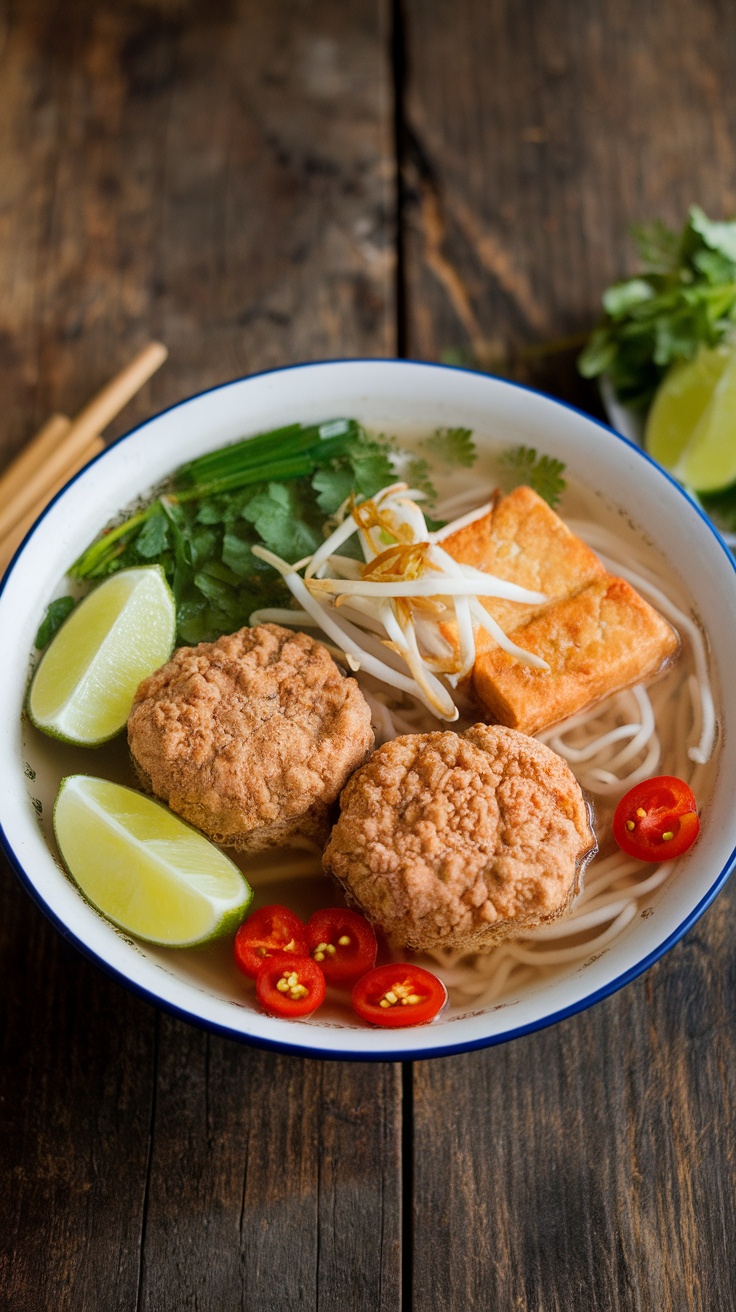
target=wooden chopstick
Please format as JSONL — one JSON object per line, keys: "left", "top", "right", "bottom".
{"left": 0, "top": 341, "right": 167, "bottom": 542}
{"left": 0, "top": 437, "right": 104, "bottom": 576}
{"left": 0, "top": 413, "right": 72, "bottom": 517}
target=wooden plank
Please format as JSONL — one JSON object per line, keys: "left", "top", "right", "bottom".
{"left": 0, "top": 2, "right": 400, "bottom": 1309}
{"left": 401, "top": 0, "right": 736, "bottom": 407}
{"left": 403, "top": 0, "right": 736, "bottom": 1307}
{"left": 136, "top": 1024, "right": 401, "bottom": 1312}
{"left": 0, "top": 0, "right": 395, "bottom": 456}
{"left": 411, "top": 900, "right": 736, "bottom": 1311}
{"left": 0, "top": 883, "right": 157, "bottom": 1309}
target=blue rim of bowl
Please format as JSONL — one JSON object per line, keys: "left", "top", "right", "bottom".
{"left": 2, "top": 357, "right": 735, "bottom": 1062}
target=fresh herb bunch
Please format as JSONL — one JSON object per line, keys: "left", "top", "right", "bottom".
{"left": 578, "top": 206, "right": 736, "bottom": 411}
{"left": 68, "top": 420, "right": 478, "bottom": 647}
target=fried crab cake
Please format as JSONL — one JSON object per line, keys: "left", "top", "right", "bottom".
{"left": 128, "top": 624, "right": 374, "bottom": 853}
{"left": 323, "top": 724, "right": 595, "bottom": 952}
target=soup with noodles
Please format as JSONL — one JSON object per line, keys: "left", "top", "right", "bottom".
{"left": 25, "top": 427, "right": 719, "bottom": 1021}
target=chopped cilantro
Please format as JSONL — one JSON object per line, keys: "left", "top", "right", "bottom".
{"left": 501, "top": 446, "right": 567, "bottom": 507}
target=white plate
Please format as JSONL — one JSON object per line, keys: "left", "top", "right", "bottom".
{"left": 1, "top": 359, "right": 735, "bottom": 1060}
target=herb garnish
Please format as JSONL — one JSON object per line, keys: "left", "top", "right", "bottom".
{"left": 35, "top": 596, "right": 76, "bottom": 650}
{"left": 578, "top": 206, "right": 736, "bottom": 411}
{"left": 70, "top": 420, "right": 478, "bottom": 645}
{"left": 421, "top": 427, "right": 476, "bottom": 468}
{"left": 501, "top": 446, "right": 566, "bottom": 507}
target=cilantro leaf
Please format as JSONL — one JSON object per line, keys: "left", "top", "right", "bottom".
{"left": 349, "top": 447, "right": 395, "bottom": 498}
{"left": 189, "top": 526, "right": 218, "bottom": 568}
{"left": 420, "top": 427, "right": 477, "bottom": 468}
{"left": 221, "top": 531, "right": 256, "bottom": 577}
{"left": 135, "top": 504, "right": 170, "bottom": 558}
{"left": 404, "top": 455, "right": 437, "bottom": 504}
{"left": 242, "top": 482, "right": 321, "bottom": 560}
{"left": 501, "top": 446, "right": 567, "bottom": 507}
{"left": 34, "top": 596, "right": 76, "bottom": 649}
{"left": 312, "top": 466, "right": 355, "bottom": 515}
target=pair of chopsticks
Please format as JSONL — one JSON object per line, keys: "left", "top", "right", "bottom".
{"left": 0, "top": 342, "right": 168, "bottom": 576}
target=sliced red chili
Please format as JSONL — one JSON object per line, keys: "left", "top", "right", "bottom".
{"left": 256, "top": 953, "right": 326, "bottom": 1019}
{"left": 352, "top": 963, "right": 447, "bottom": 1028}
{"left": 234, "top": 904, "right": 308, "bottom": 980}
{"left": 612, "top": 775, "right": 700, "bottom": 862}
{"left": 305, "top": 907, "right": 378, "bottom": 984}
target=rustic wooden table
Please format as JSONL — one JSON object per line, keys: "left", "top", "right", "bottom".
{"left": 2, "top": 2, "right": 735, "bottom": 1308}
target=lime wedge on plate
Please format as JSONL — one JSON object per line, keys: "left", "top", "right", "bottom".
{"left": 672, "top": 345, "right": 736, "bottom": 491}
{"left": 645, "top": 344, "right": 731, "bottom": 471}
{"left": 29, "top": 566, "right": 175, "bottom": 745}
{"left": 54, "top": 776, "right": 252, "bottom": 946}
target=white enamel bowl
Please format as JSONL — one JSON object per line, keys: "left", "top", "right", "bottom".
{"left": 1, "top": 360, "right": 734, "bottom": 1060}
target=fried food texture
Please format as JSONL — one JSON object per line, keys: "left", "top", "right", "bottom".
{"left": 128, "top": 624, "right": 374, "bottom": 852}
{"left": 323, "top": 724, "right": 596, "bottom": 952}
{"left": 442, "top": 486, "right": 678, "bottom": 732}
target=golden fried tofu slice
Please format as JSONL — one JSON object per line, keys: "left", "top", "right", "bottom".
{"left": 441, "top": 485, "right": 605, "bottom": 634}
{"left": 469, "top": 575, "right": 679, "bottom": 736}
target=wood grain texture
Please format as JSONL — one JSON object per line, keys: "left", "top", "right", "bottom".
{"left": 0, "top": 2, "right": 399, "bottom": 1309}
{"left": 401, "top": 0, "right": 736, "bottom": 406}
{"left": 0, "top": 0, "right": 395, "bottom": 459}
{"left": 136, "top": 1026, "right": 401, "bottom": 1312}
{"left": 403, "top": 1, "right": 736, "bottom": 1307}
{"left": 412, "top": 904, "right": 736, "bottom": 1312}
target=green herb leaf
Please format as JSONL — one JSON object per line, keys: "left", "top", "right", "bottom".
{"left": 577, "top": 327, "right": 618, "bottom": 379}
{"left": 602, "top": 279, "right": 654, "bottom": 318}
{"left": 688, "top": 205, "right": 736, "bottom": 264}
{"left": 35, "top": 596, "right": 76, "bottom": 649}
{"left": 421, "top": 427, "right": 476, "bottom": 468}
{"left": 221, "top": 531, "right": 256, "bottom": 578}
{"left": 242, "top": 482, "right": 321, "bottom": 561}
{"left": 134, "top": 505, "right": 169, "bottom": 558}
{"left": 501, "top": 446, "right": 567, "bottom": 507}
{"left": 403, "top": 455, "right": 437, "bottom": 505}
{"left": 312, "top": 467, "right": 355, "bottom": 515}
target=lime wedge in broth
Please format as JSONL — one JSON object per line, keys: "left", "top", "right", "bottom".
{"left": 54, "top": 776, "right": 253, "bottom": 946}
{"left": 28, "top": 566, "right": 175, "bottom": 746}
{"left": 645, "top": 343, "right": 731, "bottom": 472}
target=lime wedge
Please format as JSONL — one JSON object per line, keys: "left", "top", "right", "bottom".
{"left": 29, "top": 566, "right": 176, "bottom": 745}
{"left": 645, "top": 344, "right": 731, "bottom": 471}
{"left": 54, "top": 776, "right": 252, "bottom": 946}
{"left": 672, "top": 345, "right": 736, "bottom": 491}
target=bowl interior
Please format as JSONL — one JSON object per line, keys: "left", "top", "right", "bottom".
{"left": 1, "top": 359, "right": 734, "bottom": 1059}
